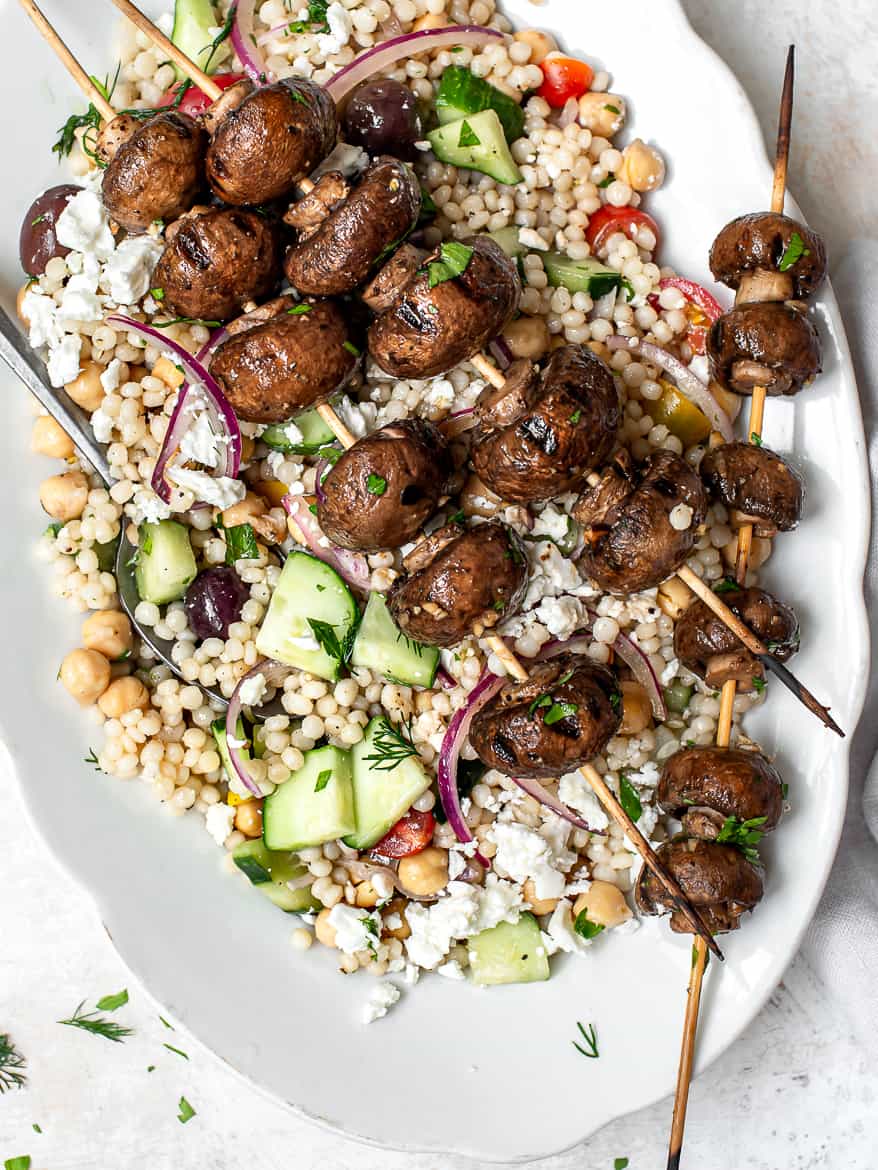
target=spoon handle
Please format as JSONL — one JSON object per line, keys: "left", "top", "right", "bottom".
{"left": 0, "top": 306, "right": 112, "bottom": 487}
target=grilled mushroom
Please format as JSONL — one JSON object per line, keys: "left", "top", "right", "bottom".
{"left": 388, "top": 521, "right": 527, "bottom": 647}
{"left": 708, "top": 301, "right": 822, "bottom": 397}
{"left": 709, "top": 212, "right": 827, "bottom": 303}
{"left": 635, "top": 837, "right": 764, "bottom": 933}
{"left": 657, "top": 745, "right": 784, "bottom": 838}
{"left": 700, "top": 441, "right": 805, "bottom": 536}
{"left": 673, "top": 585, "right": 799, "bottom": 690}
{"left": 469, "top": 655, "right": 622, "bottom": 779}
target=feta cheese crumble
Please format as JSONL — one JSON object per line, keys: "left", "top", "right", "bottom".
{"left": 403, "top": 877, "right": 523, "bottom": 970}
{"left": 362, "top": 981, "right": 400, "bottom": 1024}
{"left": 489, "top": 822, "right": 566, "bottom": 901}
{"left": 103, "top": 235, "right": 163, "bottom": 305}
{"left": 205, "top": 803, "right": 236, "bottom": 847}
{"left": 166, "top": 467, "right": 246, "bottom": 509}
{"left": 328, "top": 904, "right": 381, "bottom": 955}
{"left": 238, "top": 672, "right": 268, "bottom": 709}
{"left": 55, "top": 189, "right": 115, "bottom": 260}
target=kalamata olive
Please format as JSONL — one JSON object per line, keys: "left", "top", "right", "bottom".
{"left": 19, "top": 185, "right": 81, "bottom": 276}
{"left": 342, "top": 79, "right": 422, "bottom": 159}
{"left": 184, "top": 567, "right": 249, "bottom": 640}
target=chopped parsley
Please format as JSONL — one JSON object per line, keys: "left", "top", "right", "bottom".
{"left": 778, "top": 231, "right": 809, "bottom": 272}
{"left": 752, "top": 675, "right": 767, "bottom": 694}
{"left": 343, "top": 340, "right": 361, "bottom": 357}
{"left": 426, "top": 240, "right": 474, "bottom": 289}
{"left": 177, "top": 1096, "right": 197, "bottom": 1124}
{"left": 618, "top": 773, "right": 642, "bottom": 823}
{"left": 572, "top": 1020, "right": 599, "bottom": 1059}
{"left": 458, "top": 119, "right": 481, "bottom": 148}
{"left": 314, "top": 768, "right": 332, "bottom": 793}
{"left": 224, "top": 522, "right": 259, "bottom": 565}
{"left": 570, "top": 409, "right": 582, "bottom": 425}
{"left": 287, "top": 303, "right": 312, "bottom": 315}
{"left": 528, "top": 693, "right": 552, "bottom": 718}
{"left": 366, "top": 473, "right": 387, "bottom": 496}
{"left": 750, "top": 431, "right": 763, "bottom": 446}
{"left": 95, "top": 989, "right": 128, "bottom": 1012}
{"left": 609, "top": 690, "right": 621, "bottom": 713}
{"left": 543, "top": 701, "right": 578, "bottom": 726}
{"left": 5, "top": 1158, "right": 31, "bottom": 1170}
{"left": 31, "top": 1125, "right": 41, "bottom": 1135}
{"left": 614, "top": 1159, "right": 629, "bottom": 1170}
{"left": 597, "top": 174, "right": 614, "bottom": 188}
{"left": 573, "top": 911, "right": 605, "bottom": 940}
{"left": 448, "top": 508, "right": 466, "bottom": 525}
{"left": 604, "top": 104, "right": 621, "bottom": 115}
{"left": 716, "top": 814, "right": 766, "bottom": 863}
{"left": 31, "top": 213, "right": 48, "bottom": 227}
{"left": 163, "top": 1043, "right": 189, "bottom": 1060}
{"left": 287, "top": 0, "right": 330, "bottom": 33}
{"left": 713, "top": 576, "right": 738, "bottom": 594}
{"left": 150, "top": 287, "right": 165, "bottom": 301}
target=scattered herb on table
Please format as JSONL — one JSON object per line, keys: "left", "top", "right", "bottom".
{"left": 95, "top": 989, "right": 129, "bottom": 1012}
{"left": 177, "top": 1095, "right": 197, "bottom": 1124}
{"left": 163, "top": 1043, "right": 189, "bottom": 1060}
{"left": 0, "top": 1034, "right": 27, "bottom": 1093}
{"left": 58, "top": 1000, "right": 133, "bottom": 1043}
{"left": 572, "top": 1020, "right": 599, "bottom": 1059}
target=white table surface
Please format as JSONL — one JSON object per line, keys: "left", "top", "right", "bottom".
{"left": 3, "top": 1, "right": 878, "bottom": 1167}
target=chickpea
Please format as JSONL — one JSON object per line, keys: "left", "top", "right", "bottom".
{"left": 234, "top": 799, "right": 264, "bottom": 839}
{"left": 222, "top": 492, "right": 266, "bottom": 527}
{"left": 314, "top": 907, "right": 338, "bottom": 948}
{"left": 381, "top": 896, "right": 411, "bottom": 941}
{"left": 39, "top": 469, "right": 89, "bottom": 521}
{"left": 657, "top": 575, "right": 694, "bottom": 622}
{"left": 513, "top": 28, "right": 557, "bottom": 65}
{"left": 578, "top": 92, "right": 627, "bottom": 137}
{"left": 398, "top": 846, "right": 448, "bottom": 897}
{"left": 82, "top": 610, "right": 133, "bottom": 660}
{"left": 587, "top": 339, "right": 611, "bottom": 363}
{"left": 504, "top": 315, "right": 551, "bottom": 361}
{"left": 64, "top": 362, "right": 105, "bottom": 412}
{"left": 17, "top": 281, "right": 33, "bottom": 326}
{"left": 522, "top": 879, "right": 559, "bottom": 916}
{"left": 412, "top": 12, "right": 447, "bottom": 30}
{"left": 152, "top": 355, "right": 185, "bottom": 389}
{"left": 60, "top": 648, "right": 111, "bottom": 706}
{"left": 31, "top": 415, "right": 75, "bottom": 459}
{"left": 618, "top": 680, "right": 652, "bottom": 735}
{"left": 573, "top": 880, "right": 632, "bottom": 929}
{"left": 355, "top": 880, "right": 380, "bottom": 909}
{"left": 98, "top": 675, "right": 150, "bottom": 718}
{"left": 617, "top": 138, "right": 666, "bottom": 193}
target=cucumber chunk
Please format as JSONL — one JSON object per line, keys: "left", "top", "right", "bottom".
{"left": 255, "top": 551, "right": 358, "bottom": 682}
{"left": 487, "top": 225, "right": 526, "bottom": 258}
{"left": 435, "top": 66, "right": 525, "bottom": 143}
{"left": 263, "top": 745, "right": 356, "bottom": 851}
{"left": 172, "top": 0, "right": 224, "bottom": 78}
{"left": 342, "top": 716, "right": 432, "bottom": 850}
{"left": 542, "top": 252, "right": 623, "bottom": 298}
{"left": 232, "top": 839, "right": 321, "bottom": 913}
{"left": 212, "top": 716, "right": 247, "bottom": 785}
{"left": 350, "top": 593, "right": 439, "bottom": 688}
{"left": 468, "top": 913, "right": 550, "bottom": 986}
{"left": 428, "top": 109, "right": 523, "bottom": 186}
{"left": 261, "top": 407, "right": 338, "bottom": 455}
{"left": 134, "top": 520, "right": 197, "bottom": 606}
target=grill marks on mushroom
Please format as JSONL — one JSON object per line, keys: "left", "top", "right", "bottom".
{"left": 673, "top": 585, "right": 799, "bottom": 690}
{"left": 635, "top": 838, "right": 764, "bottom": 934}
{"left": 708, "top": 300, "right": 822, "bottom": 397}
{"left": 388, "top": 521, "right": 527, "bottom": 647}
{"left": 316, "top": 420, "right": 452, "bottom": 551}
{"left": 657, "top": 745, "right": 784, "bottom": 838}
{"left": 470, "top": 345, "right": 621, "bottom": 503}
{"left": 700, "top": 441, "right": 805, "bottom": 536}
{"left": 468, "top": 655, "right": 622, "bottom": 779}
{"left": 574, "top": 450, "right": 707, "bottom": 593}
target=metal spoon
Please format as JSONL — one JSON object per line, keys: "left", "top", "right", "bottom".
{"left": 0, "top": 306, "right": 231, "bottom": 706}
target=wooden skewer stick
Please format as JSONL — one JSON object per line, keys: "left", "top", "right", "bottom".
{"left": 666, "top": 47, "right": 796, "bottom": 1170}
{"left": 19, "top": 0, "right": 115, "bottom": 122}
{"left": 105, "top": 0, "right": 222, "bottom": 101}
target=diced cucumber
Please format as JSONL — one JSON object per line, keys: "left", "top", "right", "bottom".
{"left": 171, "top": 0, "right": 224, "bottom": 79}
{"left": 255, "top": 551, "right": 358, "bottom": 683}
{"left": 468, "top": 913, "right": 550, "bottom": 986}
{"left": 542, "top": 252, "right": 623, "bottom": 298}
{"left": 232, "top": 839, "right": 321, "bottom": 913}
{"left": 350, "top": 593, "right": 439, "bottom": 688}
{"left": 261, "top": 407, "right": 338, "bottom": 455}
{"left": 134, "top": 520, "right": 197, "bottom": 606}
{"left": 95, "top": 536, "right": 119, "bottom": 573}
{"left": 428, "top": 110, "right": 523, "bottom": 186}
{"left": 342, "top": 716, "right": 432, "bottom": 850}
{"left": 487, "top": 225, "right": 526, "bottom": 258}
{"left": 263, "top": 745, "right": 356, "bottom": 851}
{"left": 212, "top": 716, "right": 247, "bottom": 785}
{"left": 435, "top": 66, "right": 525, "bottom": 143}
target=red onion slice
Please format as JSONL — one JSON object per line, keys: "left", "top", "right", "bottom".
{"left": 607, "top": 335, "right": 734, "bottom": 442}
{"left": 511, "top": 776, "right": 597, "bottom": 832}
{"left": 107, "top": 315, "right": 242, "bottom": 504}
{"left": 325, "top": 25, "right": 505, "bottom": 106}
{"left": 658, "top": 276, "right": 726, "bottom": 324}
{"left": 437, "top": 668, "right": 504, "bottom": 865}
{"left": 232, "top": 0, "right": 272, "bottom": 82}
{"left": 225, "top": 659, "right": 290, "bottom": 798}
{"left": 488, "top": 335, "right": 513, "bottom": 370}
{"left": 283, "top": 494, "right": 371, "bottom": 592}
{"left": 196, "top": 326, "right": 228, "bottom": 368}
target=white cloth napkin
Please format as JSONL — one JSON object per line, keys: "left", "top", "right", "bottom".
{"left": 801, "top": 241, "right": 878, "bottom": 1050}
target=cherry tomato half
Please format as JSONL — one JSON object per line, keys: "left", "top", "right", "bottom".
{"left": 159, "top": 71, "right": 247, "bottom": 118}
{"left": 537, "top": 55, "right": 595, "bottom": 108}
{"left": 371, "top": 809, "right": 435, "bottom": 859}
{"left": 585, "top": 205, "right": 661, "bottom": 255}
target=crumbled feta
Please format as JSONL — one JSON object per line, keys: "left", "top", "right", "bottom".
{"left": 384, "top": 913, "right": 403, "bottom": 932}
{"left": 362, "top": 980, "right": 400, "bottom": 1024}
{"left": 281, "top": 420, "right": 304, "bottom": 447}
{"left": 179, "top": 411, "right": 221, "bottom": 469}
{"left": 532, "top": 503, "right": 572, "bottom": 543}
{"left": 103, "top": 236, "right": 163, "bottom": 305}
{"left": 489, "top": 822, "right": 566, "bottom": 901}
{"left": 558, "top": 770, "right": 610, "bottom": 831}
{"left": 265, "top": 450, "right": 286, "bottom": 478}
{"left": 90, "top": 406, "right": 114, "bottom": 444}
{"left": 533, "top": 594, "right": 587, "bottom": 640}
{"left": 57, "top": 283, "right": 104, "bottom": 325}
{"left": 543, "top": 900, "right": 594, "bottom": 957}
{"left": 47, "top": 334, "right": 82, "bottom": 388}
{"left": 334, "top": 395, "right": 375, "bottom": 438}
{"left": 328, "top": 904, "right": 381, "bottom": 955}
{"left": 315, "top": 1, "right": 351, "bottom": 53}
{"left": 424, "top": 378, "right": 455, "bottom": 412}
{"left": 55, "top": 189, "right": 115, "bottom": 260}
{"left": 447, "top": 851, "right": 468, "bottom": 881}
{"left": 166, "top": 467, "right": 246, "bottom": 509}
{"left": 238, "top": 672, "right": 267, "bottom": 709}
{"left": 22, "top": 289, "right": 63, "bottom": 349}
{"left": 100, "top": 357, "right": 124, "bottom": 394}
{"left": 404, "top": 876, "right": 523, "bottom": 970}
{"left": 436, "top": 960, "right": 466, "bottom": 980}
{"left": 130, "top": 488, "right": 172, "bottom": 526}
{"left": 205, "top": 803, "right": 236, "bottom": 847}
{"left": 660, "top": 657, "right": 680, "bottom": 686}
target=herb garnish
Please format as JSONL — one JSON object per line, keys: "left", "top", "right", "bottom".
{"left": 614, "top": 1159, "right": 629, "bottom": 1170}
{"left": 287, "top": 303, "right": 312, "bottom": 315}
{"left": 343, "top": 340, "right": 361, "bottom": 357}
{"left": 307, "top": 617, "right": 356, "bottom": 666}
{"left": 750, "top": 431, "right": 763, "bottom": 446}
{"left": 715, "top": 814, "right": 767, "bottom": 863}
{"left": 713, "top": 576, "right": 738, "bottom": 594}
{"left": 4, "top": 1157, "right": 31, "bottom": 1170}
{"left": 618, "top": 773, "right": 642, "bottom": 823}
{"left": 202, "top": 3, "right": 237, "bottom": 72}
{"left": 224, "top": 522, "right": 259, "bottom": 564}
{"left": 604, "top": 104, "right": 621, "bottom": 115}
{"left": 31, "top": 213, "right": 48, "bottom": 226}
{"left": 448, "top": 508, "right": 466, "bottom": 525}
{"left": 150, "top": 317, "right": 222, "bottom": 329}
{"left": 362, "top": 717, "right": 418, "bottom": 772}
{"left": 778, "top": 231, "right": 809, "bottom": 272}
{"left": 752, "top": 676, "right": 766, "bottom": 694}
{"left": 396, "top": 628, "right": 425, "bottom": 658}
{"left": 572, "top": 1020, "right": 599, "bottom": 1059}
{"left": 163, "top": 1043, "right": 189, "bottom": 1060}
{"left": 543, "top": 701, "right": 578, "bottom": 726}
{"left": 782, "top": 782, "right": 789, "bottom": 799}
{"left": 150, "top": 287, "right": 165, "bottom": 301}
{"left": 458, "top": 119, "right": 481, "bottom": 148}
{"left": 53, "top": 104, "right": 104, "bottom": 163}
{"left": 597, "top": 174, "right": 614, "bottom": 188}
{"left": 426, "top": 241, "right": 474, "bottom": 289}
{"left": 58, "top": 1000, "right": 133, "bottom": 1043}
{"left": 573, "top": 911, "right": 604, "bottom": 940}
{"left": 83, "top": 748, "right": 102, "bottom": 771}
{"left": 366, "top": 473, "right": 387, "bottom": 496}
{"left": 570, "top": 409, "right": 582, "bottom": 425}
{"left": 288, "top": 0, "right": 330, "bottom": 34}
{"left": 0, "top": 1034, "right": 27, "bottom": 1094}
{"left": 95, "top": 989, "right": 129, "bottom": 1012}
{"left": 314, "top": 768, "right": 332, "bottom": 793}
{"left": 31, "top": 1125, "right": 41, "bottom": 1134}
{"left": 177, "top": 1096, "right": 197, "bottom": 1124}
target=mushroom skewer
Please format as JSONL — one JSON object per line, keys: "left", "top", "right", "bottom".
{"left": 666, "top": 46, "right": 796, "bottom": 1170}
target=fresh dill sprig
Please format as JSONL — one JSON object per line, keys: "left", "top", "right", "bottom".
{"left": 395, "top": 628, "right": 425, "bottom": 658}
{"left": 0, "top": 1033, "right": 27, "bottom": 1093}
{"left": 58, "top": 1001, "right": 133, "bottom": 1043}
{"left": 362, "top": 717, "right": 418, "bottom": 772}
{"left": 202, "top": 4, "right": 238, "bottom": 72}
{"left": 572, "top": 1020, "right": 599, "bottom": 1059}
